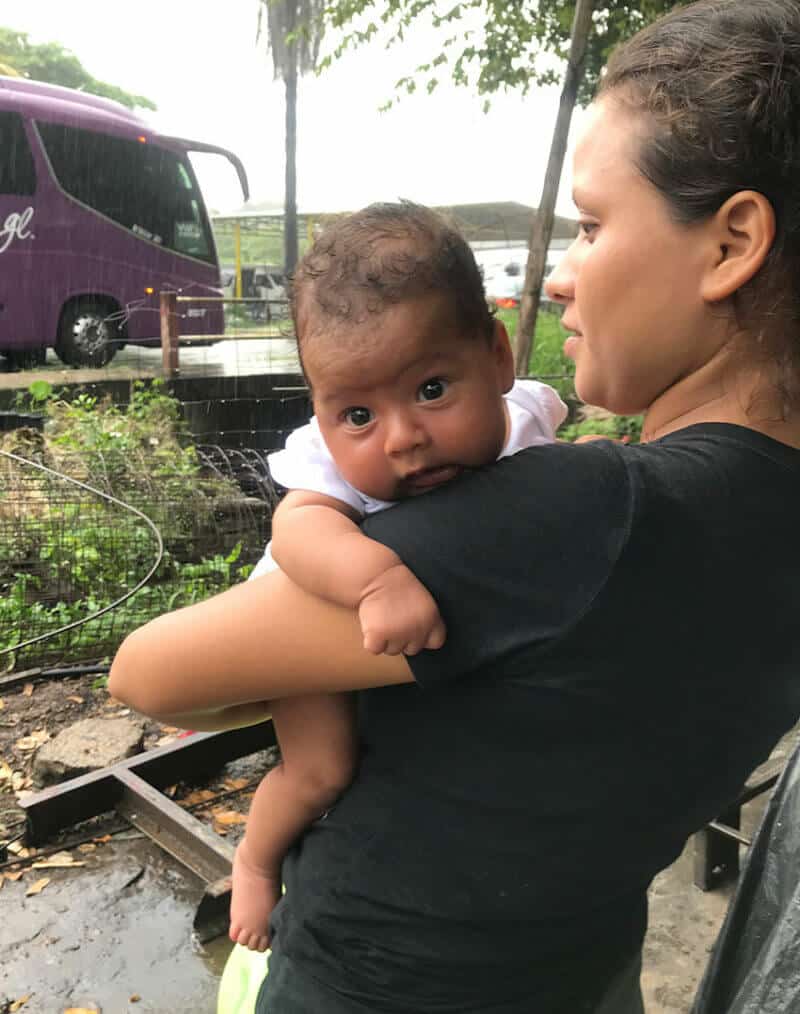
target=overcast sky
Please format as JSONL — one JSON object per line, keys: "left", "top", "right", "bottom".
{"left": 5, "top": 1, "right": 585, "bottom": 218}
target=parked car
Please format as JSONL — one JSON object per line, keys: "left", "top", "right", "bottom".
{"left": 482, "top": 259, "right": 556, "bottom": 310}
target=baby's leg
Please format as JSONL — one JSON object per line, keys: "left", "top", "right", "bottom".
{"left": 229, "top": 691, "right": 358, "bottom": 951}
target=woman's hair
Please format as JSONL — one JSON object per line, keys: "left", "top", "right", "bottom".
{"left": 290, "top": 202, "right": 494, "bottom": 351}
{"left": 600, "top": 0, "right": 800, "bottom": 407}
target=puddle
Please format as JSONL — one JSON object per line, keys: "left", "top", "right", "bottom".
{"left": 0, "top": 837, "right": 234, "bottom": 1013}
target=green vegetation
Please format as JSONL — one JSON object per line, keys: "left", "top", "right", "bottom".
{"left": 0, "top": 381, "right": 265, "bottom": 671}
{"left": 0, "top": 27, "right": 156, "bottom": 110}
{"left": 497, "top": 307, "right": 575, "bottom": 401}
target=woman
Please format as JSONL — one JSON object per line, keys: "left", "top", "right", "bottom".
{"left": 110, "top": 1, "right": 800, "bottom": 1010}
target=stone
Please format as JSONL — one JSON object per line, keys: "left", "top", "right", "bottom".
{"left": 32, "top": 717, "right": 146, "bottom": 785}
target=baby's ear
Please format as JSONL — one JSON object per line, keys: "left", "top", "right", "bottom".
{"left": 492, "top": 320, "right": 516, "bottom": 393}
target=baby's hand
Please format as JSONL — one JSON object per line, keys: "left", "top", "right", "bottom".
{"left": 358, "top": 563, "right": 446, "bottom": 656}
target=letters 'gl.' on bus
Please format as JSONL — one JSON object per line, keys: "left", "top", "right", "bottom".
{"left": 0, "top": 76, "right": 248, "bottom": 368}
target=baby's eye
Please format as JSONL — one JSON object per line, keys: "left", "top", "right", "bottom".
{"left": 343, "top": 406, "right": 373, "bottom": 427}
{"left": 417, "top": 377, "right": 449, "bottom": 402}
{"left": 578, "top": 220, "right": 598, "bottom": 240}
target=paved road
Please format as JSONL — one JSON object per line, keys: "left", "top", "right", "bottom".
{"left": 0, "top": 336, "right": 301, "bottom": 392}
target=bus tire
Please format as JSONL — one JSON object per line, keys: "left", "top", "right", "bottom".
{"left": 55, "top": 299, "right": 121, "bottom": 368}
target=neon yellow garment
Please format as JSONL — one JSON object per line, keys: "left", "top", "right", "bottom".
{"left": 217, "top": 944, "right": 269, "bottom": 1014}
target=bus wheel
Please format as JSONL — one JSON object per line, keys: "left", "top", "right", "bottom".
{"left": 56, "top": 300, "right": 120, "bottom": 368}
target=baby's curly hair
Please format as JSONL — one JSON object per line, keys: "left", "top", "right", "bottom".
{"left": 290, "top": 202, "right": 494, "bottom": 353}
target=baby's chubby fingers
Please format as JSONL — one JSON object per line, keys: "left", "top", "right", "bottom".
{"left": 362, "top": 630, "right": 389, "bottom": 655}
{"left": 424, "top": 618, "right": 447, "bottom": 651}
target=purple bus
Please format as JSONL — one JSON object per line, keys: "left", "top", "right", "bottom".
{"left": 0, "top": 76, "right": 248, "bottom": 368}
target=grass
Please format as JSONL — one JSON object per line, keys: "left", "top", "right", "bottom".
{"left": 497, "top": 306, "right": 576, "bottom": 402}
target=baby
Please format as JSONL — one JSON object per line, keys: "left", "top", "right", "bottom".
{"left": 229, "top": 202, "right": 567, "bottom": 951}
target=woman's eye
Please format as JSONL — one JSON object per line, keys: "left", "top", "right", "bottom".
{"left": 579, "top": 220, "right": 598, "bottom": 240}
{"left": 344, "top": 406, "right": 373, "bottom": 427}
{"left": 418, "top": 378, "right": 448, "bottom": 402}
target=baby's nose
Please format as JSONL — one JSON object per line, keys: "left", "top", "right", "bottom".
{"left": 384, "top": 412, "right": 427, "bottom": 455}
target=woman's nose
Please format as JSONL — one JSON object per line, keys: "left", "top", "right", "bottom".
{"left": 544, "top": 252, "right": 575, "bottom": 305}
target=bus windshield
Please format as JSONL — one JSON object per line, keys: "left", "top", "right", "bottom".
{"left": 37, "top": 122, "right": 214, "bottom": 264}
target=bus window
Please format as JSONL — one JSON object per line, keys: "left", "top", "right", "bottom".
{"left": 0, "top": 111, "right": 36, "bottom": 195}
{"left": 37, "top": 122, "right": 214, "bottom": 264}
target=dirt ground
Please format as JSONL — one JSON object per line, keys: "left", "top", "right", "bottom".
{"left": 0, "top": 673, "right": 795, "bottom": 1013}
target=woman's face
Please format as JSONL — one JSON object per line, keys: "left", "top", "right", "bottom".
{"left": 546, "top": 97, "right": 728, "bottom": 415}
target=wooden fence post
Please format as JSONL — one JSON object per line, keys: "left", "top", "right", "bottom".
{"left": 160, "top": 291, "right": 179, "bottom": 377}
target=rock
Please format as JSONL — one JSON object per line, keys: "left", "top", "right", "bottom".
{"left": 32, "top": 717, "right": 146, "bottom": 785}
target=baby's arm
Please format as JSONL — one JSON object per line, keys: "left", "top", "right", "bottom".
{"left": 271, "top": 490, "right": 446, "bottom": 655}
{"left": 230, "top": 692, "right": 357, "bottom": 951}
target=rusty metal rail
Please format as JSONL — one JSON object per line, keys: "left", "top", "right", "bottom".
{"left": 692, "top": 760, "right": 783, "bottom": 891}
{"left": 20, "top": 721, "right": 276, "bottom": 941}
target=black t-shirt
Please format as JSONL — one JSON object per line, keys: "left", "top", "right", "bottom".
{"left": 269, "top": 424, "right": 800, "bottom": 1013}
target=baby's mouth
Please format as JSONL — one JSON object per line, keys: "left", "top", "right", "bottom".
{"left": 403, "top": 465, "right": 462, "bottom": 492}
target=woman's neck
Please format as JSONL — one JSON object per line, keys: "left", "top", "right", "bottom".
{"left": 642, "top": 345, "right": 800, "bottom": 448}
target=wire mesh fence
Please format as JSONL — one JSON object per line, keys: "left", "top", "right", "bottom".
{"left": 0, "top": 400, "right": 281, "bottom": 674}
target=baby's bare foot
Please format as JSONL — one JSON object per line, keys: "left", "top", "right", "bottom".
{"left": 229, "top": 841, "right": 281, "bottom": 952}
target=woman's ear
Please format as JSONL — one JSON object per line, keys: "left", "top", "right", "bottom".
{"left": 701, "top": 191, "right": 776, "bottom": 303}
{"left": 492, "top": 319, "right": 516, "bottom": 393}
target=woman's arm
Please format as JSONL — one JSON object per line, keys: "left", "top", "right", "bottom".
{"left": 108, "top": 569, "right": 413, "bottom": 722}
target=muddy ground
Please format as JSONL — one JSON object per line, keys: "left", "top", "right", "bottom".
{"left": 0, "top": 673, "right": 795, "bottom": 1013}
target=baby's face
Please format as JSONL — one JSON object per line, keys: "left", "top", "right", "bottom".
{"left": 302, "top": 292, "right": 515, "bottom": 501}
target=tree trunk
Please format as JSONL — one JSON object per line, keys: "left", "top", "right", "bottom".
{"left": 514, "top": 0, "right": 595, "bottom": 376}
{"left": 283, "top": 7, "right": 299, "bottom": 275}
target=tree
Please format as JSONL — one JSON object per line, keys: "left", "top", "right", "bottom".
{"left": 321, "top": 0, "right": 686, "bottom": 371}
{"left": 258, "top": 1, "right": 326, "bottom": 274}
{"left": 0, "top": 28, "right": 156, "bottom": 110}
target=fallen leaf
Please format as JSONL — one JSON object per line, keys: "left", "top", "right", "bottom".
{"left": 22, "top": 683, "right": 33, "bottom": 697}
{"left": 155, "top": 734, "right": 176, "bottom": 747}
{"left": 222, "top": 777, "right": 250, "bottom": 791}
{"left": 67, "top": 696, "right": 84, "bottom": 705}
{"left": 5, "top": 870, "right": 23, "bottom": 881}
{"left": 10, "top": 995, "right": 30, "bottom": 1011}
{"left": 130, "top": 995, "right": 141, "bottom": 1003}
{"left": 7, "top": 841, "right": 28, "bottom": 857}
{"left": 77, "top": 843, "right": 97, "bottom": 854}
{"left": 0, "top": 874, "right": 4, "bottom": 889}
{"left": 160, "top": 725, "right": 180, "bottom": 733}
{"left": 0, "top": 761, "right": 13, "bottom": 783}
{"left": 212, "top": 810, "right": 247, "bottom": 827}
{"left": 181, "top": 788, "right": 215, "bottom": 807}
{"left": 15, "top": 730, "right": 49, "bottom": 751}
{"left": 0, "top": 697, "right": 4, "bottom": 709}
{"left": 33, "top": 851, "right": 85, "bottom": 870}
{"left": 93, "top": 834, "right": 112, "bottom": 844}
{"left": 63, "top": 1008, "right": 100, "bottom": 1014}
{"left": 26, "top": 876, "right": 50, "bottom": 896}
{"left": 11, "top": 771, "right": 27, "bottom": 792}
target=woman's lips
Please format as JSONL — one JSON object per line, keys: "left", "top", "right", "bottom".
{"left": 563, "top": 333, "right": 583, "bottom": 360}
